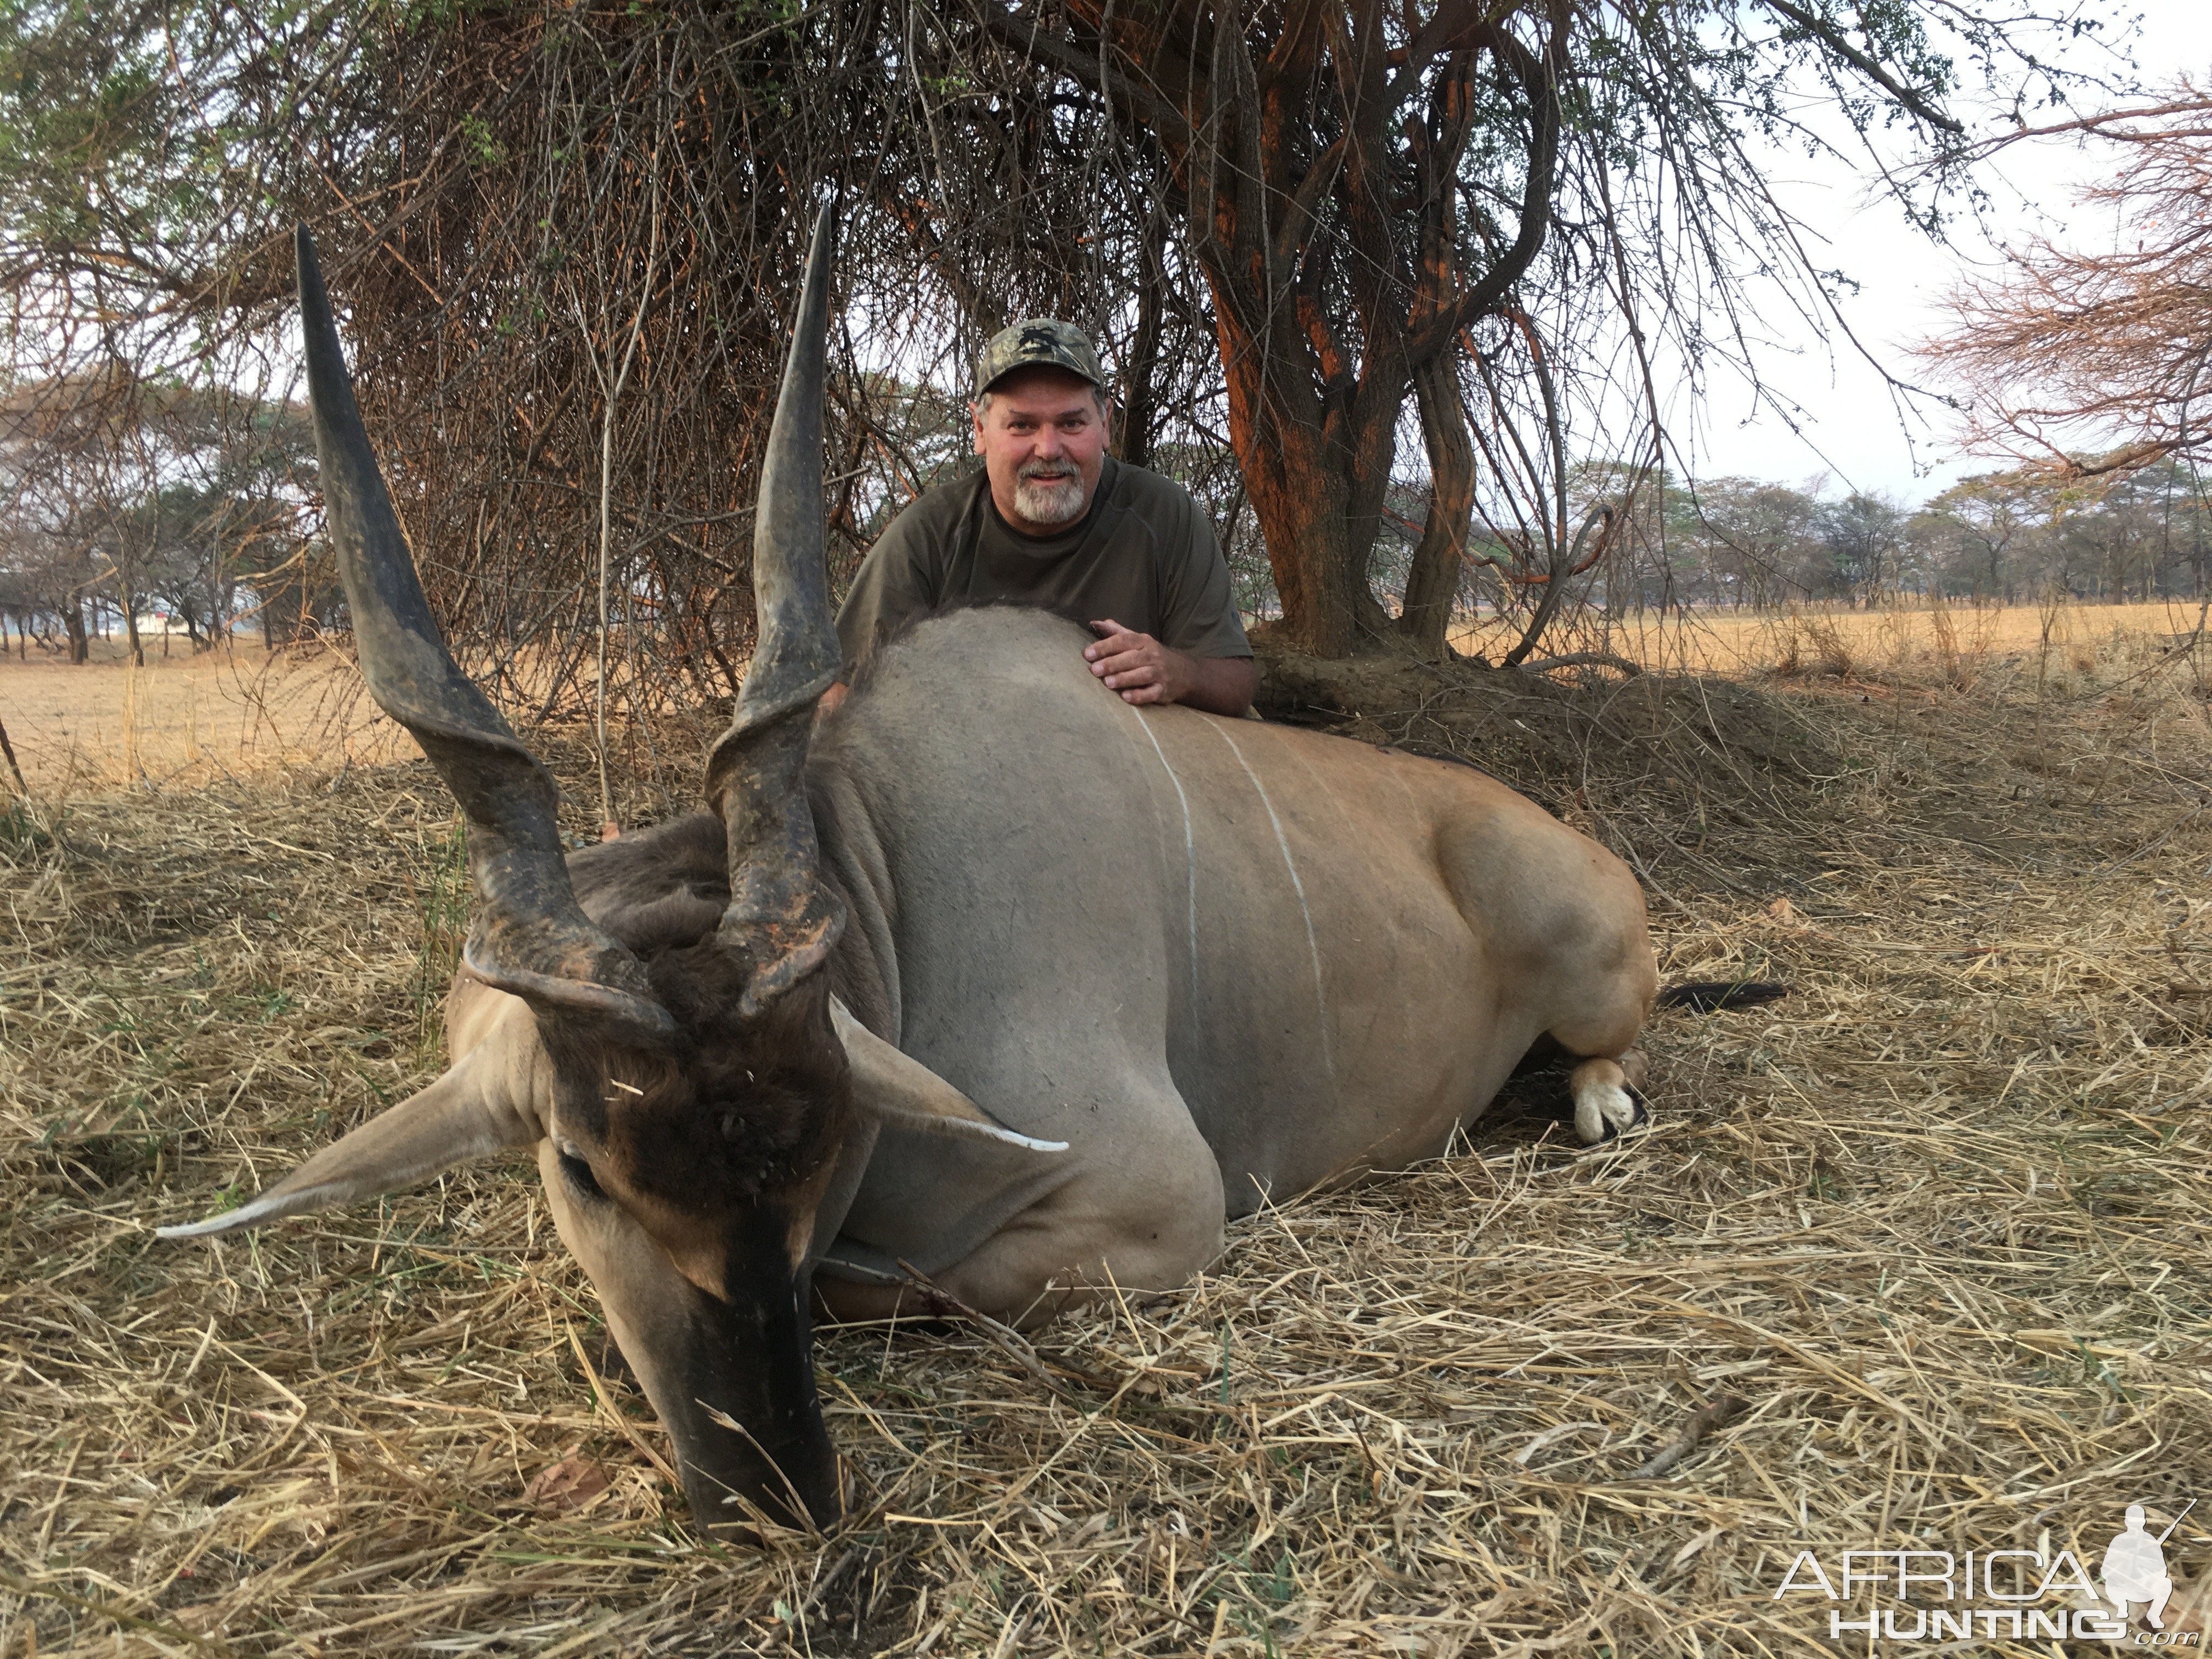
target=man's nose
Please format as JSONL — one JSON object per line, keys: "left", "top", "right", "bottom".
{"left": 1031, "top": 425, "right": 1064, "bottom": 458}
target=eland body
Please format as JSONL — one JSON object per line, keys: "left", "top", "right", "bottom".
{"left": 160, "top": 215, "right": 1661, "bottom": 1534}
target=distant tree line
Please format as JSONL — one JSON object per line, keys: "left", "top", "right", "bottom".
{"left": 1592, "top": 464, "right": 2210, "bottom": 613}
{"left": 0, "top": 379, "right": 325, "bottom": 662}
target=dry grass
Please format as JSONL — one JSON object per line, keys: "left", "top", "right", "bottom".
{"left": 0, "top": 642, "right": 408, "bottom": 798}
{"left": 4, "top": 613, "right": 2211, "bottom": 1656}
{"left": 1451, "top": 597, "right": 2208, "bottom": 684}
{"left": 5, "top": 600, "right": 2194, "bottom": 798}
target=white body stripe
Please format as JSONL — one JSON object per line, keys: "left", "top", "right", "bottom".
{"left": 1124, "top": 704, "right": 1200, "bottom": 997}
{"left": 1210, "top": 721, "right": 1336, "bottom": 1089}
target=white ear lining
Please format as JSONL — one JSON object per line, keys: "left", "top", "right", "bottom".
{"left": 157, "top": 1180, "right": 353, "bottom": 1240}
{"left": 905, "top": 1115, "right": 1070, "bottom": 1154}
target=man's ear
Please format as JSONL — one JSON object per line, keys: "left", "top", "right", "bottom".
{"left": 831, "top": 998, "right": 1065, "bottom": 1153}
{"left": 969, "top": 398, "right": 986, "bottom": 453}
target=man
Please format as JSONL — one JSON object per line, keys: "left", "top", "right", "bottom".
{"left": 826, "top": 319, "right": 1257, "bottom": 717}
{"left": 2102, "top": 1504, "right": 2176, "bottom": 1629}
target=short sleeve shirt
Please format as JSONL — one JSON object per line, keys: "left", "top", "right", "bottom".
{"left": 836, "top": 458, "right": 1251, "bottom": 670}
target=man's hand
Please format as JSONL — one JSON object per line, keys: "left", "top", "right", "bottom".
{"left": 1085, "top": 619, "right": 1188, "bottom": 703}
{"left": 1086, "top": 620, "right": 1257, "bottom": 716}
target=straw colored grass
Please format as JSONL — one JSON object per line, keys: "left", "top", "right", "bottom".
{"left": 3, "top": 615, "right": 2209, "bottom": 1656}
{"left": 0, "top": 643, "right": 408, "bottom": 798}
{"left": 1451, "top": 597, "right": 2208, "bottom": 684}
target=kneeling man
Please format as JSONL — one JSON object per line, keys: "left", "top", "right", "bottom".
{"left": 2103, "top": 1505, "right": 2176, "bottom": 1629}
{"left": 828, "top": 320, "right": 1257, "bottom": 717}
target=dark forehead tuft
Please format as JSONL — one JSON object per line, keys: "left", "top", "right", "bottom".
{"left": 612, "top": 954, "right": 851, "bottom": 1205}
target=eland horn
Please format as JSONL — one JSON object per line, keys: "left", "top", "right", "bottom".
{"left": 704, "top": 205, "right": 846, "bottom": 1016}
{"left": 297, "top": 226, "right": 672, "bottom": 1044}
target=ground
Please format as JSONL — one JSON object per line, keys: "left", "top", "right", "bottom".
{"left": 2, "top": 602, "right": 2209, "bottom": 1656}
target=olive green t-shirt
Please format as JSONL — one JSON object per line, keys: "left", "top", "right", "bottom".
{"left": 836, "top": 458, "right": 1251, "bottom": 671}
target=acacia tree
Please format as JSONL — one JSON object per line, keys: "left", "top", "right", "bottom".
{"left": 1923, "top": 84, "right": 2212, "bottom": 482}
{"left": 945, "top": 0, "right": 2067, "bottom": 656}
{"left": 1818, "top": 490, "right": 1908, "bottom": 601}
{"left": 1680, "top": 478, "right": 1824, "bottom": 612}
{"left": 1913, "top": 471, "right": 2055, "bottom": 602}
{"left": 0, "top": 0, "right": 2110, "bottom": 692}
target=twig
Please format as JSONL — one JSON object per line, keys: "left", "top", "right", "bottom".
{"left": 893, "top": 1260, "right": 1111, "bottom": 1400}
{"left": 2098, "top": 600, "right": 2209, "bottom": 696}
{"left": 802, "top": 1542, "right": 873, "bottom": 1614}
{"left": 562, "top": 1318, "right": 681, "bottom": 1489}
{"left": 0, "top": 713, "right": 27, "bottom": 800}
{"left": 1629, "top": 1393, "right": 1748, "bottom": 1479}
{"left": 1516, "top": 651, "right": 1644, "bottom": 678}
{"left": 0, "top": 1566, "right": 218, "bottom": 1651}
{"left": 2092, "top": 800, "right": 2207, "bottom": 880}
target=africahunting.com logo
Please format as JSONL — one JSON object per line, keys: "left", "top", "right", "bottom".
{"left": 1772, "top": 1500, "right": 2201, "bottom": 1647}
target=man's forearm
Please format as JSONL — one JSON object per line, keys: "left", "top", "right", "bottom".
{"left": 1179, "top": 654, "right": 1259, "bottom": 717}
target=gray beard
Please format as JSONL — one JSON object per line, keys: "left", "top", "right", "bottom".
{"left": 1013, "top": 470, "right": 1087, "bottom": 526}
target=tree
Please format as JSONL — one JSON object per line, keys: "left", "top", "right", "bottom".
{"left": 958, "top": 0, "right": 2079, "bottom": 655}
{"left": 1817, "top": 490, "right": 1906, "bottom": 601}
{"left": 1670, "top": 478, "right": 1822, "bottom": 611}
{"left": 0, "top": 0, "right": 2108, "bottom": 692}
{"left": 0, "top": 376, "right": 311, "bottom": 658}
{"left": 1915, "top": 471, "right": 2052, "bottom": 601}
{"left": 1922, "top": 83, "right": 2212, "bottom": 483}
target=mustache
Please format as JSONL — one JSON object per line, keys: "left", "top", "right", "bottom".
{"left": 1018, "top": 460, "right": 1078, "bottom": 481}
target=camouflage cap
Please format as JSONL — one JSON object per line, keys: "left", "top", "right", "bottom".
{"left": 973, "top": 318, "right": 1106, "bottom": 398}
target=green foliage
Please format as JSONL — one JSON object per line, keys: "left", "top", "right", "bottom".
{"left": 0, "top": 799, "right": 46, "bottom": 849}
{"left": 1916, "top": 462, "right": 2212, "bottom": 603}
{"left": 458, "top": 111, "right": 506, "bottom": 167}
{"left": 0, "top": 0, "right": 364, "bottom": 324}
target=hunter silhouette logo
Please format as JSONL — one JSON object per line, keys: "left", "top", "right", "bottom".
{"left": 2104, "top": 1500, "right": 2196, "bottom": 1632}
{"left": 1769, "top": 1498, "right": 2204, "bottom": 1645}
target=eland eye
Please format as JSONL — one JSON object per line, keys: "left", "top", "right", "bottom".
{"left": 557, "top": 1147, "right": 607, "bottom": 1201}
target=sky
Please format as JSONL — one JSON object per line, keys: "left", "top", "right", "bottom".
{"left": 1672, "top": 1, "right": 2212, "bottom": 507}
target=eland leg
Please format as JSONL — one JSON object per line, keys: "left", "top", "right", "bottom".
{"left": 1544, "top": 949, "right": 1658, "bottom": 1144}
{"left": 1568, "top": 1051, "right": 1649, "bottom": 1143}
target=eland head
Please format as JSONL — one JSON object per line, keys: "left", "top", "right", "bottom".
{"left": 159, "top": 213, "right": 1060, "bottom": 1536}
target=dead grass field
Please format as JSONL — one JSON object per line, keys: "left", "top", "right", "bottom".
{"left": 1452, "top": 597, "right": 2210, "bottom": 681}
{"left": 3, "top": 604, "right": 2210, "bottom": 1657}
{"left": 0, "top": 643, "right": 408, "bottom": 798}
{"left": 5, "top": 602, "right": 2200, "bottom": 797}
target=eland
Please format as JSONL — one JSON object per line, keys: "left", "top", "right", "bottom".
{"left": 161, "top": 211, "right": 1705, "bottom": 1534}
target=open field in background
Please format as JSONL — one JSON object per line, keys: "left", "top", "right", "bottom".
{"left": 0, "top": 640, "right": 704, "bottom": 805}
{"left": 2, "top": 607, "right": 2210, "bottom": 1656}
{"left": 0, "top": 644, "right": 409, "bottom": 798}
{"left": 5, "top": 602, "right": 2204, "bottom": 802}
{"left": 1449, "top": 597, "right": 2211, "bottom": 679}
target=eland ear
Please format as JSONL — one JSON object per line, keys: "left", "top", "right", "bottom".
{"left": 157, "top": 1051, "right": 539, "bottom": 1239}
{"left": 830, "top": 998, "right": 1066, "bottom": 1153}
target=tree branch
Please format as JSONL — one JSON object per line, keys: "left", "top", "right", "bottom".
{"left": 1405, "top": 19, "right": 1561, "bottom": 363}
{"left": 1761, "top": 0, "right": 1963, "bottom": 137}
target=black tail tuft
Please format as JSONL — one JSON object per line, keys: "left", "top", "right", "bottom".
{"left": 1658, "top": 980, "right": 1789, "bottom": 1014}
